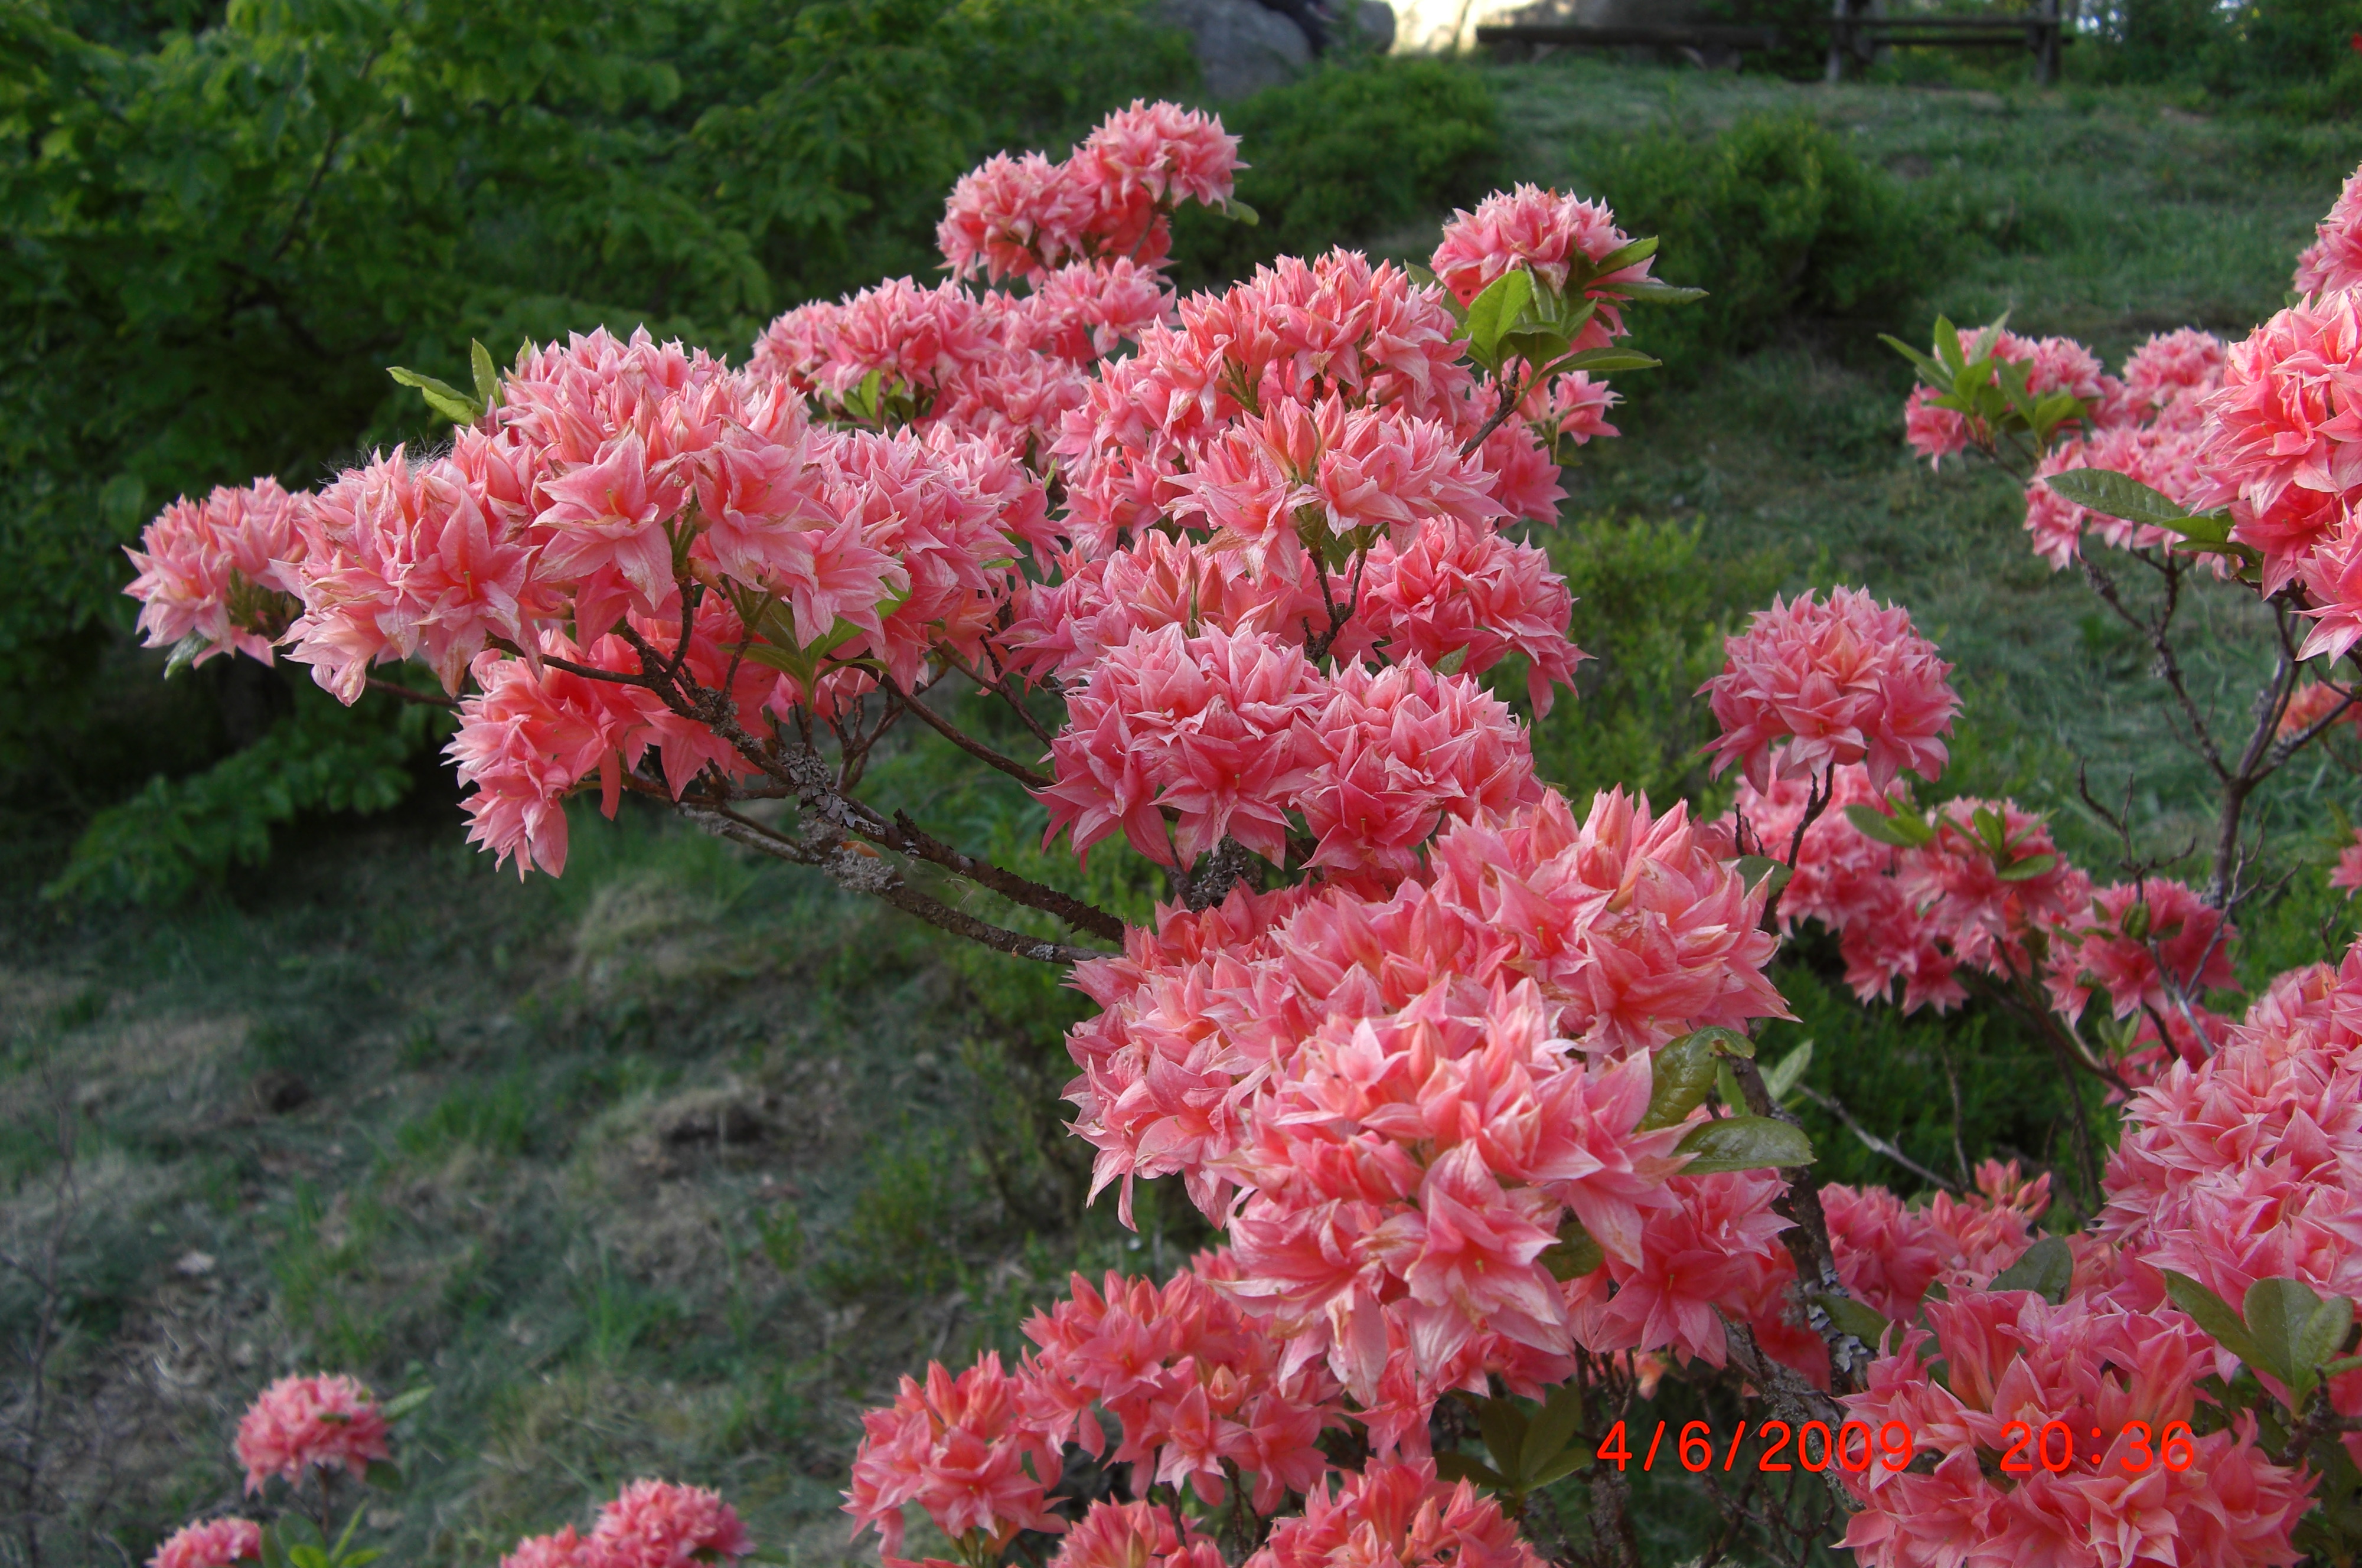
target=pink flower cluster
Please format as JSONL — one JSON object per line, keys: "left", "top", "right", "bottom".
{"left": 234, "top": 1373, "right": 391, "bottom": 1494}
{"left": 2296, "top": 166, "right": 2362, "bottom": 299}
{"left": 1731, "top": 763, "right": 2242, "bottom": 1076}
{"left": 501, "top": 1480, "right": 752, "bottom": 1568}
{"left": 1039, "top": 631, "right": 1541, "bottom": 878}
{"left": 1900, "top": 325, "right": 2115, "bottom": 469}
{"left": 2193, "top": 287, "right": 2362, "bottom": 651}
{"left": 1701, "top": 588, "right": 1960, "bottom": 793}
{"left": 1430, "top": 185, "right": 1656, "bottom": 354}
{"left": 149, "top": 1520, "right": 262, "bottom": 1568}
{"left": 1841, "top": 1277, "right": 2314, "bottom": 1567}
{"left": 1243, "top": 1461, "right": 1541, "bottom": 1568}
{"left": 846, "top": 1265, "right": 1338, "bottom": 1560}
{"left": 1024, "top": 1257, "right": 1342, "bottom": 1511}
{"left": 938, "top": 102, "right": 1239, "bottom": 282}
{"left": 1052, "top": 787, "right": 1786, "bottom": 1443}
{"left": 123, "top": 480, "right": 304, "bottom": 667}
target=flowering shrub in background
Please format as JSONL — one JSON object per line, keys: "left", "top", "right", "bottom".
{"left": 126, "top": 99, "right": 2362, "bottom": 1568}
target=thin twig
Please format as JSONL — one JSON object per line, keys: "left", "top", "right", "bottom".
{"left": 1794, "top": 1085, "right": 1963, "bottom": 1194}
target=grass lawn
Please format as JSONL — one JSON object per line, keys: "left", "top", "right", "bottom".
{"left": 7, "top": 60, "right": 2362, "bottom": 1568}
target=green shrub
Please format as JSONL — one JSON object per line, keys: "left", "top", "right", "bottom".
{"left": 39, "top": 677, "right": 443, "bottom": 905}
{"left": 1568, "top": 115, "right": 1945, "bottom": 380}
{"left": 1169, "top": 57, "right": 1503, "bottom": 288}
{"left": 1523, "top": 517, "right": 1787, "bottom": 811}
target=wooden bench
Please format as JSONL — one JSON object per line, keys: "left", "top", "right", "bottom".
{"left": 1475, "top": 21, "right": 1787, "bottom": 58}
{"left": 1818, "top": 2, "right": 2066, "bottom": 84}
{"left": 1477, "top": 6, "right": 2066, "bottom": 83}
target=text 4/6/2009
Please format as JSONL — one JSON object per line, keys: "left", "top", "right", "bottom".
{"left": 1590, "top": 1418, "right": 2203, "bottom": 1475}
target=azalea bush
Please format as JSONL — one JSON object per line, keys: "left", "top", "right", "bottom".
{"left": 115, "top": 96, "right": 2362, "bottom": 1568}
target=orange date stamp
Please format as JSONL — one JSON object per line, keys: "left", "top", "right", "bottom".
{"left": 1589, "top": 1417, "right": 2201, "bottom": 1476}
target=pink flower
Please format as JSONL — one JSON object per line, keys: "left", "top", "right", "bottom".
{"left": 2044, "top": 879, "right": 2236, "bottom": 1028}
{"left": 149, "top": 1520, "right": 262, "bottom": 1568}
{"left": 2295, "top": 164, "right": 2362, "bottom": 298}
{"left": 844, "top": 1354, "right": 1062, "bottom": 1562}
{"left": 938, "top": 152, "right": 1098, "bottom": 281}
{"left": 499, "top": 1528, "right": 592, "bottom": 1568}
{"left": 537, "top": 433, "right": 681, "bottom": 610}
{"left": 1245, "top": 1461, "right": 1542, "bottom": 1568}
{"left": 124, "top": 480, "right": 305, "bottom": 667}
{"left": 1903, "top": 385, "right": 1968, "bottom": 468}
{"left": 1049, "top": 1502, "right": 1223, "bottom": 1568}
{"left": 1040, "top": 625, "right": 1321, "bottom": 868}
{"left": 2120, "top": 328, "right": 2228, "bottom": 424}
{"left": 2278, "top": 678, "right": 2358, "bottom": 739}
{"left": 1079, "top": 101, "right": 1241, "bottom": 212}
{"left": 234, "top": 1373, "right": 390, "bottom": 1494}
{"left": 1529, "top": 370, "right": 1620, "bottom": 447}
{"left": 1702, "top": 587, "right": 1959, "bottom": 793}
{"left": 2295, "top": 506, "right": 2362, "bottom": 661}
{"left": 1839, "top": 1289, "right": 2312, "bottom": 1568}
{"left": 590, "top": 1481, "right": 751, "bottom": 1568}
{"left": 2193, "top": 289, "right": 2362, "bottom": 596}
{"left": 1024, "top": 1260, "right": 1340, "bottom": 1512}
{"left": 2333, "top": 828, "right": 2362, "bottom": 892}
{"left": 1431, "top": 187, "right": 1650, "bottom": 339}
{"left": 1294, "top": 659, "right": 1542, "bottom": 883}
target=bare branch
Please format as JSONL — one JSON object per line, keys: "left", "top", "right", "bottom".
{"left": 1794, "top": 1085, "right": 1963, "bottom": 1194}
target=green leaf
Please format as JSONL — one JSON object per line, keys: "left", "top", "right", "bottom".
{"left": 1996, "top": 853, "right": 2059, "bottom": 883}
{"left": 1463, "top": 267, "right": 1534, "bottom": 359}
{"left": 1736, "top": 855, "right": 1792, "bottom": 898}
{"left": 1476, "top": 1396, "right": 1529, "bottom": 1479}
{"left": 260, "top": 1527, "right": 286, "bottom": 1568}
{"left": 387, "top": 365, "right": 481, "bottom": 426}
{"left": 469, "top": 340, "right": 501, "bottom": 410}
{"left": 1966, "top": 311, "right": 2011, "bottom": 362}
{"left": 364, "top": 1459, "right": 405, "bottom": 1491}
{"left": 1932, "top": 316, "right": 1966, "bottom": 374}
{"left": 1715, "top": 1060, "right": 1746, "bottom": 1116}
{"left": 1688, "top": 1025, "right": 1756, "bottom": 1060}
{"left": 1812, "top": 1292, "right": 1891, "bottom": 1349}
{"left": 2245, "top": 1278, "right": 2350, "bottom": 1402}
{"left": 2168, "top": 509, "right": 2236, "bottom": 547}
{"left": 1226, "top": 200, "right": 1260, "bottom": 227}
{"left": 2042, "top": 468, "right": 2192, "bottom": 528}
{"left": 340, "top": 1553, "right": 384, "bottom": 1568}
{"left": 379, "top": 1385, "right": 434, "bottom": 1422}
{"left": 1880, "top": 332, "right": 1953, "bottom": 389}
{"left": 2296, "top": 1295, "right": 2356, "bottom": 1392}
{"left": 2324, "top": 1354, "right": 2362, "bottom": 1379}
{"left": 1527, "top": 1445, "right": 1593, "bottom": 1485}
{"left": 1761, "top": 1039, "right": 1813, "bottom": 1103}
{"left": 2164, "top": 1270, "right": 2264, "bottom": 1367}
{"left": 1611, "top": 278, "right": 1706, "bottom": 305}
{"left": 1585, "top": 235, "right": 1658, "bottom": 277}
{"left": 1642, "top": 1031, "right": 1720, "bottom": 1131}
{"left": 162, "top": 631, "right": 211, "bottom": 680}
{"left": 1520, "top": 1382, "right": 1585, "bottom": 1483}
{"left": 1970, "top": 806, "right": 2008, "bottom": 854}
{"left": 1551, "top": 347, "right": 1662, "bottom": 374}
{"left": 2244, "top": 1277, "right": 2315, "bottom": 1391}
{"left": 1433, "top": 1451, "right": 1505, "bottom": 1488}
{"left": 1844, "top": 802, "right": 1933, "bottom": 848}
{"left": 1990, "top": 1236, "right": 2074, "bottom": 1305}
{"left": 1542, "top": 1214, "right": 1606, "bottom": 1280}
{"left": 1675, "top": 1115, "right": 1813, "bottom": 1174}
{"left": 289, "top": 1547, "right": 328, "bottom": 1568}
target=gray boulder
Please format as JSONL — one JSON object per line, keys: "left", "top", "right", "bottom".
{"left": 1156, "top": 0, "right": 1313, "bottom": 101}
